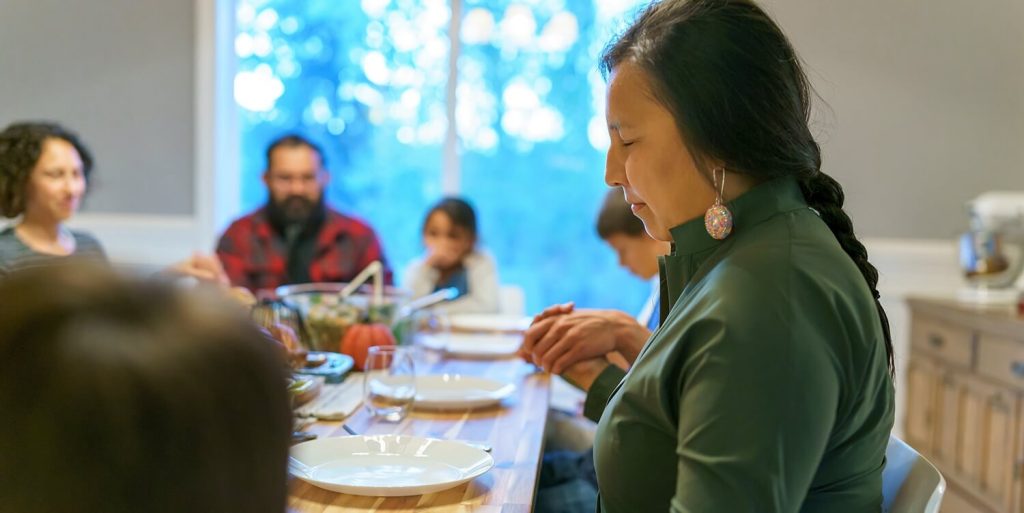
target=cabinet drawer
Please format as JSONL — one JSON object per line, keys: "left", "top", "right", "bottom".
{"left": 976, "top": 333, "right": 1024, "bottom": 391}
{"left": 912, "top": 316, "right": 975, "bottom": 368}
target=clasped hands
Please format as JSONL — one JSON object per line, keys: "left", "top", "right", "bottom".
{"left": 517, "top": 302, "right": 649, "bottom": 392}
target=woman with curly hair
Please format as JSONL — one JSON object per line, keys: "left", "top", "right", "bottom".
{"left": 0, "top": 121, "right": 105, "bottom": 273}
{"left": 0, "top": 121, "right": 230, "bottom": 282}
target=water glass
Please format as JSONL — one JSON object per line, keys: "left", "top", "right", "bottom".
{"left": 363, "top": 346, "right": 416, "bottom": 422}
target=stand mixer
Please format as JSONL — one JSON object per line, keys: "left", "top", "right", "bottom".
{"left": 958, "top": 191, "right": 1024, "bottom": 304}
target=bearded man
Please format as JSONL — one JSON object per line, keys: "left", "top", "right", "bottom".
{"left": 216, "top": 135, "right": 391, "bottom": 292}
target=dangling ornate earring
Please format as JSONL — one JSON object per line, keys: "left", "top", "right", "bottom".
{"left": 704, "top": 167, "right": 733, "bottom": 240}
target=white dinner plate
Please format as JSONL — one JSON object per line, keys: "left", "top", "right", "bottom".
{"left": 414, "top": 374, "right": 516, "bottom": 410}
{"left": 447, "top": 313, "right": 532, "bottom": 334}
{"left": 417, "top": 332, "right": 523, "bottom": 358}
{"left": 289, "top": 435, "right": 493, "bottom": 497}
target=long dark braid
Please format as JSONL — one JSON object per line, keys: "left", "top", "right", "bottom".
{"left": 800, "top": 170, "right": 894, "bottom": 377}
{"left": 601, "top": 0, "right": 895, "bottom": 376}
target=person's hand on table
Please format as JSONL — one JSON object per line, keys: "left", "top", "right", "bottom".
{"left": 532, "top": 301, "right": 574, "bottom": 323}
{"left": 520, "top": 308, "right": 643, "bottom": 374}
{"left": 516, "top": 301, "right": 573, "bottom": 361}
{"left": 167, "top": 252, "right": 230, "bottom": 287}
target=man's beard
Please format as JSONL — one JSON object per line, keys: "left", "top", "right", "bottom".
{"left": 268, "top": 194, "right": 323, "bottom": 229}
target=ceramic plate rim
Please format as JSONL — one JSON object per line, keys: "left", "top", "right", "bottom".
{"left": 413, "top": 374, "right": 516, "bottom": 409}
{"left": 289, "top": 434, "right": 494, "bottom": 496}
{"left": 447, "top": 313, "right": 531, "bottom": 333}
{"left": 440, "top": 333, "right": 523, "bottom": 358}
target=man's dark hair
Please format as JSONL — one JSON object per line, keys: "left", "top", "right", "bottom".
{"left": 265, "top": 134, "right": 326, "bottom": 171}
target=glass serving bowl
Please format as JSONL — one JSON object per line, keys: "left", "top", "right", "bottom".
{"left": 275, "top": 283, "right": 409, "bottom": 352}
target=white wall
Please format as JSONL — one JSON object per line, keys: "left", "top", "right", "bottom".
{"left": 0, "top": 0, "right": 237, "bottom": 266}
{"left": 0, "top": 0, "right": 196, "bottom": 215}
{"left": 763, "top": 0, "right": 1024, "bottom": 239}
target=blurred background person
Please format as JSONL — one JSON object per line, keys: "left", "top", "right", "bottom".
{"left": 0, "top": 122, "right": 104, "bottom": 273}
{"left": 0, "top": 121, "right": 229, "bottom": 284}
{"left": 530, "top": 188, "right": 670, "bottom": 513}
{"left": 216, "top": 134, "right": 392, "bottom": 293}
{"left": 403, "top": 197, "right": 500, "bottom": 313}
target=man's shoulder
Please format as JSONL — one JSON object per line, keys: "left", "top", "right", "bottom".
{"left": 224, "top": 207, "right": 270, "bottom": 233}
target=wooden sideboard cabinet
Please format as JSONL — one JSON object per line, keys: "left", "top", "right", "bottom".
{"left": 906, "top": 297, "right": 1024, "bottom": 513}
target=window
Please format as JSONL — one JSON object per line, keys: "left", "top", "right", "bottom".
{"left": 235, "top": 0, "right": 649, "bottom": 313}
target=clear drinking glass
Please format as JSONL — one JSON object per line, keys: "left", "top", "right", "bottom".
{"left": 363, "top": 346, "right": 416, "bottom": 422}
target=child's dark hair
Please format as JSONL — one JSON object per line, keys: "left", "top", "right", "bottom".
{"left": 596, "top": 188, "right": 646, "bottom": 240}
{"left": 424, "top": 197, "right": 478, "bottom": 240}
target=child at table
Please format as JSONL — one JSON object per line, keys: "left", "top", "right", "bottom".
{"left": 403, "top": 197, "right": 500, "bottom": 314}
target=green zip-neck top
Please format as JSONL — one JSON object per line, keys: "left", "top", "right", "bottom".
{"left": 585, "top": 177, "right": 894, "bottom": 513}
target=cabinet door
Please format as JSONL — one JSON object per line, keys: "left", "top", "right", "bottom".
{"left": 934, "top": 370, "right": 961, "bottom": 470}
{"left": 983, "top": 387, "right": 1017, "bottom": 513}
{"left": 958, "top": 375, "right": 1018, "bottom": 513}
{"left": 1011, "top": 395, "right": 1019, "bottom": 511}
{"left": 906, "top": 358, "right": 939, "bottom": 454}
{"left": 958, "top": 373, "right": 984, "bottom": 485}
{"left": 1016, "top": 398, "right": 1024, "bottom": 513}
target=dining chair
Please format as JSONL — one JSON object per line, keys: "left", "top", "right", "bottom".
{"left": 882, "top": 435, "right": 946, "bottom": 513}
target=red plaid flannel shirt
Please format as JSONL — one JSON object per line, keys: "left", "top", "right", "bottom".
{"left": 216, "top": 206, "right": 392, "bottom": 293}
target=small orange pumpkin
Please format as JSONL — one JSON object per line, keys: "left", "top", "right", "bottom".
{"left": 339, "top": 323, "right": 396, "bottom": 370}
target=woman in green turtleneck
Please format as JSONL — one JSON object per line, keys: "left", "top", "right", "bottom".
{"left": 521, "top": 1, "right": 895, "bottom": 511}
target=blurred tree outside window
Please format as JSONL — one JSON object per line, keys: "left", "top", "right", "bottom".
{"left": 235, "top": 0, "right": 649, "bottom": 313}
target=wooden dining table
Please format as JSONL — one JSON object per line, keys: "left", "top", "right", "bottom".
{"left": 288, "top": 350, "right": 552, "bottom": 513}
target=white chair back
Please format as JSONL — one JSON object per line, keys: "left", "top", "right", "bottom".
{"left": 882, "top": 436, "right": 945, "bottom": 513}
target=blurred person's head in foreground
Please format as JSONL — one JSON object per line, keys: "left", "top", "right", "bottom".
{"left": 0, "top": 264, "right": 292, "bottom": 513}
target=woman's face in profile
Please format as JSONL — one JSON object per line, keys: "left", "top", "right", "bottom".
{"left": 603, "top": 63, "right": 716, "bottom": 241}
{"left": 24, "top": 137, "right": 86, "bottom": 222}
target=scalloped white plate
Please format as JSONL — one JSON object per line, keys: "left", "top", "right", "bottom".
{"left": 417, "top": 332, "right": 522, "bottom": 358}
{"left": 290, "top": 435, "right": 493, "bottom": 496}
{"left": 414, "top": 374, "right": 516, "bottom": 409}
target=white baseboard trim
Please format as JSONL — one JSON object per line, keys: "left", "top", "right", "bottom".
{"left": 865, "top": 237, "right": 962, "bottom": 297}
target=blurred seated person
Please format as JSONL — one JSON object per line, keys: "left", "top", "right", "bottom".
{"left": 403, "top": 197, "right": 499, "bottom": 313}
{"left": 0, "top": 122, "right": 105, "bottom": 272}
{"left": 0, "top": 264, "right": 291, "bottom": 513}
{"left": 521, "top": 189, "right": 670, "bottom": 376}
{"left": 527, "top": 189, "right": 670, "bottom": 513}
{"left": 217, "top": 134, "right": 391, "bottom": 293}
{"left": 0, "top": 121, "right": 228, "bottom": 283}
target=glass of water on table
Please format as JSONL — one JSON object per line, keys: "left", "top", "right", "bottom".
{"left": 363, "top": 346, "right": 416, "bottom": 422}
